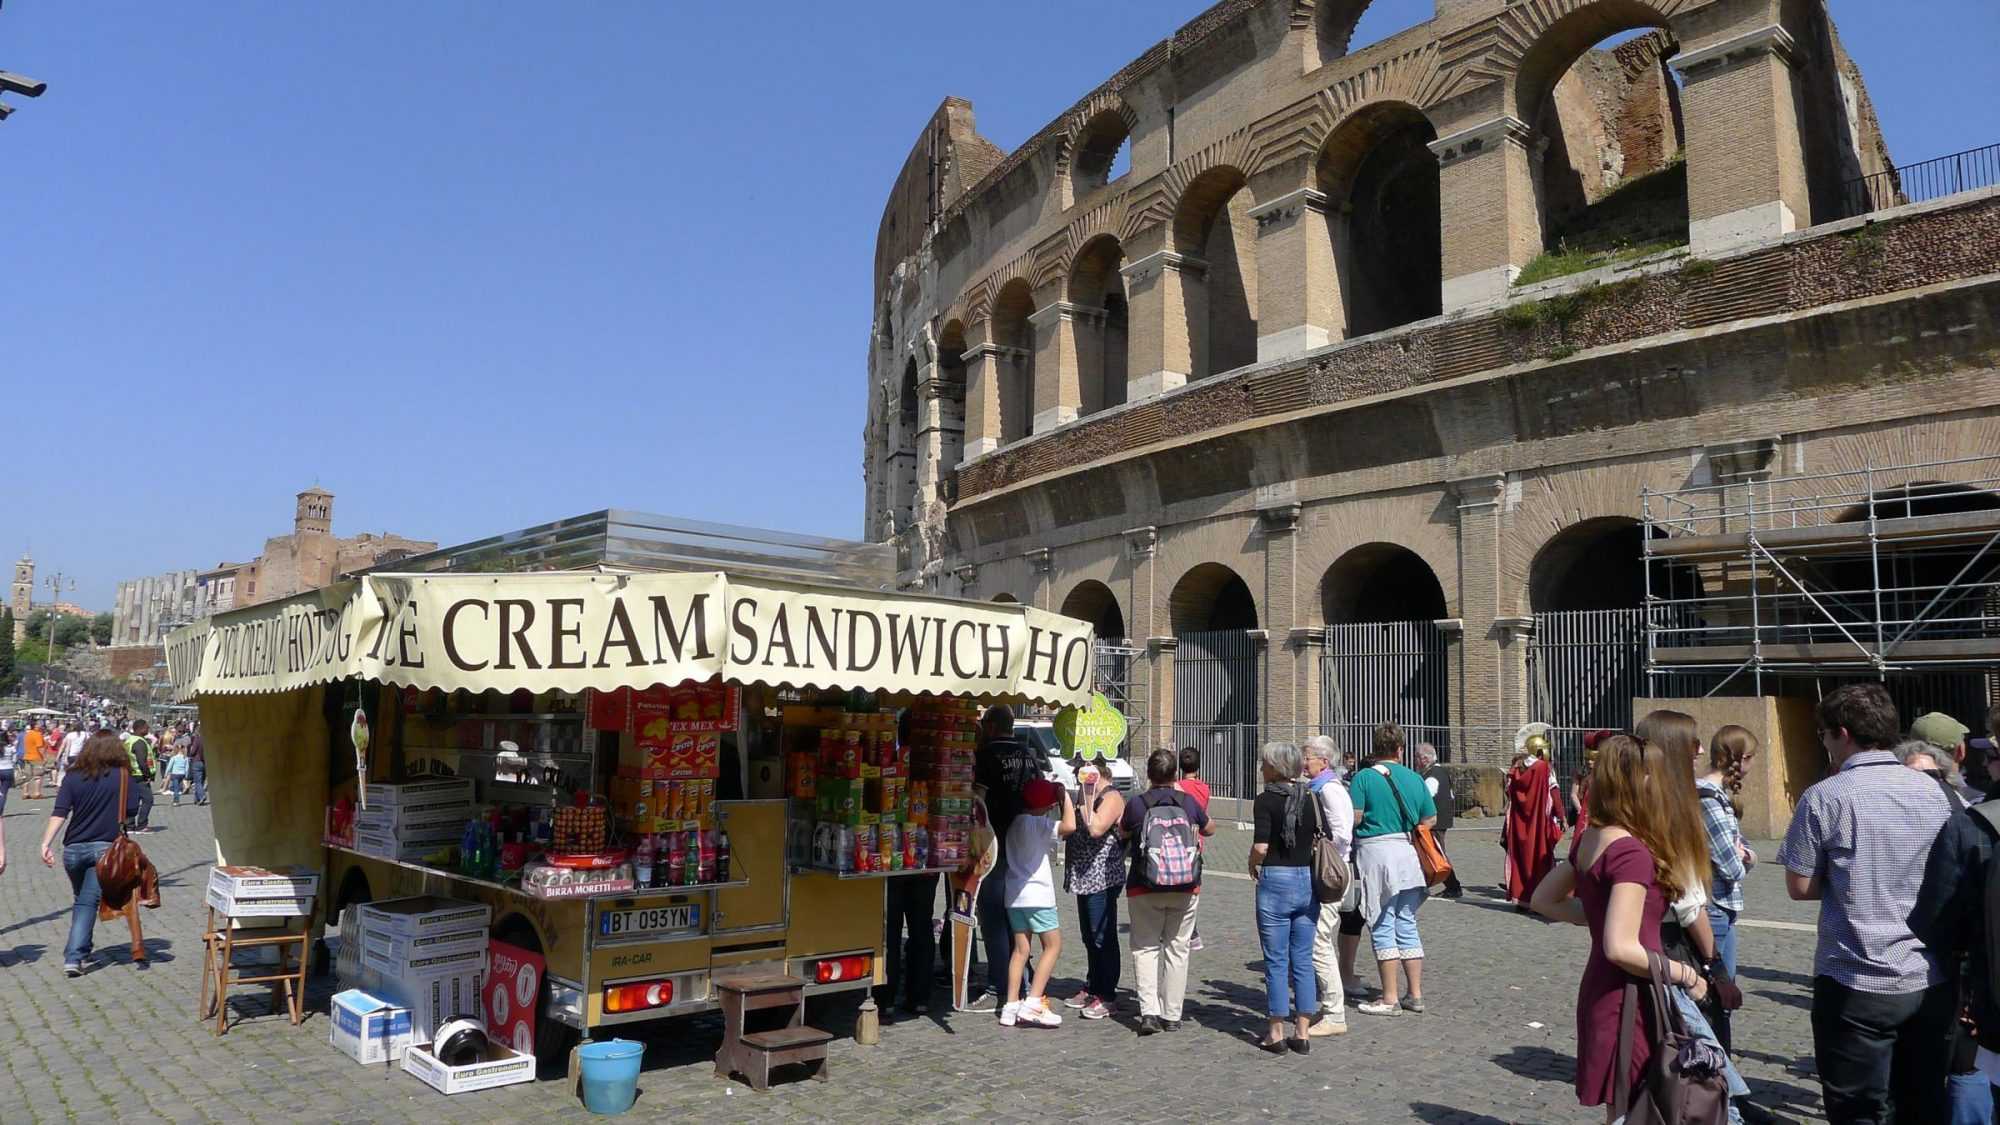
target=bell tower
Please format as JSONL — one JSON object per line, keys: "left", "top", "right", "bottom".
{"left": 295, "top": 487, "right": 333, "bottom": 537}
{"left": 11, "top": 553, "right": 31, "bottom": 643}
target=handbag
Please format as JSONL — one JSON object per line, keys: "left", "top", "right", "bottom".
{"left": 96, "top": 767, "right": 147, "bottom": 897}
{"left": 1379, "top": 763, "right": 1454, "bottom": 887}
{"left": 1307, "top": 783, "right": 1351, "bottom": 904}
{"left": 1614, "top": 951, "right": 1731, "bottom": 1125}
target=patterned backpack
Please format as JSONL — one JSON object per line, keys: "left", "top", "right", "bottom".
{"left": 1138, "top": 793, "right": 1201, "bottom": 891}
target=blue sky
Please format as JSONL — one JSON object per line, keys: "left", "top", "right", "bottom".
{"left": 2, "top": 0, "right": 1994, "bottom": 611}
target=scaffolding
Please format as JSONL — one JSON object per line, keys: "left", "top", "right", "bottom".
{"left": 1640, "top": 453, "right": 2000, "bottom": 702}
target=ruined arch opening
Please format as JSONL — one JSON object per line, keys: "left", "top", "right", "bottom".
{"left": 1170, "top": 562, "right": 1261, "bottom": 749}
{"left": 890, "top": 357, "right": 919, "bottom": 530}
{"left": 1318, "top": 101, "right": 1441, "bottom": 337}
{"left": 1173, "top": 168, "right": 1259, "bottom": 380}
{"left": 1069, "top": 109, "right": 1133, "bottom": 201}
{"left": 1824, "top": 482, "right": 2000, "bottom": 643}
{"left": 1515, "top": 6, "right": 1688, "bottom": 267}
{"left": 991, "top": 593, "right": 1020, "bottom": 604}
{"left": 1068, "top": 236, "right": 1129, "bottom": 417}
{"left": 1310, "top": 0, "right": 1432, "bottom": 70}
{"left": 937, "top": 320, "right": 968, "bottom": 471}
{"left": 1321, "top": 543, "right": 1447, "bottom": 624}
{"left": 1060, "top": 580, "right": 1127, "bottom": 642}
{"left": 991, "top": 280, "right": 1036, "bottom": 446}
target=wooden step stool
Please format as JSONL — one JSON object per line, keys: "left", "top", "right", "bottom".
{"left": 712, "top": 973, "right": 831, "bottom": 1091}
{"left": 199, "top": 903, "right": 313, "bottom": 1036}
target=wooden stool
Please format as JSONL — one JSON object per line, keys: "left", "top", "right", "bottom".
{"left": 712, "top": 973, "right": 831, "bottom": 1091}
{"left": 200, "top": 902, "right": 314, "bottom": 1036}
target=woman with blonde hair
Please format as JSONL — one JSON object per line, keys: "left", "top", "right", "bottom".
{"left": 1699, "top": 726, "right": 1758, "bottom": 1005}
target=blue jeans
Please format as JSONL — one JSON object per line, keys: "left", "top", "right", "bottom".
{"left": 191, "top": 761, "right": 206, "bottom": 804}
{"left": 1673, "top": 985, "right": 1748, "bottom": 1125}
{"left": 0, "top": 768, "right": 11, "bottom": 815}
{"left": 1369, "top": 886, "right": 1425, "bottom": 959}
{"left": 1255, "top": 866, "right": 1319, "bottom": 1019}
{"left": 1947, "top": 1071, "right": 1994, "bottom": 1125}
{"left": 62, "top": 840, "right": 113, "bottom": 965}
{"left": 1706, "top": 903, "right": 1739, "bottom": 1051}
{"left": 1075, "top": 888, "right": 1122, "bottom": 1000}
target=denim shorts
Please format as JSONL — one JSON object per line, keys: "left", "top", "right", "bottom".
{"left": 1008, "top": 906, "right": 1060, "bottom": 934}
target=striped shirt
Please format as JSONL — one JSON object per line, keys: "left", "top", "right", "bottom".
{"left": 1778, "top": 750, "right": 1953, "bottom": 993}
{"left": 1695, "top": 778, "right": 1747, "bottom": 913}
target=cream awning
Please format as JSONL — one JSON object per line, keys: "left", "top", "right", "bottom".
{"left": 166, "top": 572, "right": 1094, "bottom": 708}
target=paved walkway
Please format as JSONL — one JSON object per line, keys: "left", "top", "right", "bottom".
{"left": 0, "top": 799, "right": 1828, "bottom": 1123}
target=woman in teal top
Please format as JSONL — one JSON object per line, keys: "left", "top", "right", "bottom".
{"left": 1347, "top": 724, "right": 1437, "bottom": 1017}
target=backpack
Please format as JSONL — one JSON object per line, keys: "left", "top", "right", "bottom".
{"left": 1137, "top": 792, "right": 1201, "bottom": 891}
{"left": 1970, "top": 801, "right": 2000, "bottom": 1052}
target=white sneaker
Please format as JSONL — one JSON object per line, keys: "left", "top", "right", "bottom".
{"left": 1357, "top": 1000, "right": 1402, "bottom": 1017}
{"left": 999, "top": 1001, "right": 1021, "bottom": 1027}
{"left": 1016, "top": 1000, "right": 1063, "bottom": 1028}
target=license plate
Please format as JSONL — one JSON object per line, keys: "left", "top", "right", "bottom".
{"left": 598, "top": 904, "right": 701, "bottom": 939}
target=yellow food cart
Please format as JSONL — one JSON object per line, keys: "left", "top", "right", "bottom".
{"left": 165, "top": 511, "right": 1093, "bottom": 1079}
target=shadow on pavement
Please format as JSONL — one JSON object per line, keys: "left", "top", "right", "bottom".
{"left": 1490, "top": 1044, "right": 1576, "bottom": 1084}
{"left": 1737, "top": 964, "right": 1813, "bottom": 988}
{"left": 1, "top": 942, "right": 48, "bottom": 966}
{"left": 1749, "top": 988, "right": 1812, "bottom": 1010}
{"left": 1409, "top": 1102, "right": 1514, "bottom": 1124}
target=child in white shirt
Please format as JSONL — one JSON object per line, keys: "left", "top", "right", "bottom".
{"left": 1001, "top": 778, "right": 1075, "bottom": 1028}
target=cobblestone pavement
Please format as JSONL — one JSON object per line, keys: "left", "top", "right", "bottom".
{"left": 0, "top": 799, "right": 1827, "bottom": 1123}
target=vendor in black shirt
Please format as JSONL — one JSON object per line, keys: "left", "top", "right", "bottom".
{"left": 39, "top": 733, "right": 144, "bottom": 977}
{"left": 1248, "top": 742, "right": 1321, "bottom": 1054}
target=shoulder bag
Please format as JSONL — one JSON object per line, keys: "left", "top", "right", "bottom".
{"left": 1379, "top": 764, "right": 1454, "bottom": 887}
{"left": 1308, "top": 783, "right": 1351, "bottom": 904}
{"left": 96, "top": 768, "right": 148, "bottom": 897}
{"left": 1614, "top": 950, "right": 1730, "bottom": 1125}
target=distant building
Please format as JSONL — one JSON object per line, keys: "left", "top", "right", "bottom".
{"left": 236, "top": 488, "right": 435, "bottom": 607}
{"left": 113, "top": 570, "right": 197, "bottom": 647}
{"left": 193, "top": 561, "right": 249, "bottom": 619}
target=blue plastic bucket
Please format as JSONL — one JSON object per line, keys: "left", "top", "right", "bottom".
{"left": 577, "top": 1039, "right": 644, "bottom": 1115}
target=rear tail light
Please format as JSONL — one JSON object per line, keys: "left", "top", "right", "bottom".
{"left": 604, "top": 977, "right": 675, "bottom": 1014}
{"left": 813, "top": 955, "right": 872, "bottom": 984}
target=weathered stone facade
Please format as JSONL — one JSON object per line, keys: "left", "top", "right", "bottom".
{"left": 235, "top": 488, "right": 435, "bottom": 607}
{"left": 864, "top": 0, "right": 1987, "bottom": 760}
{"left": 112, "top": 569, "right": 197, "bottom": 647}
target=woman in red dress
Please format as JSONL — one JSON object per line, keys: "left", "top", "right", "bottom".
{"left": 1532, "top": 735, "right": 1712, "bottom": 1119}
{"left": 1502, "top": 725, "right": 1566, "bottom": 905}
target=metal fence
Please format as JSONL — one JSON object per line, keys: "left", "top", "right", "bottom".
{"left": 1840, "top": 141, "right": 2000, "bottom": 219}
{"left": 1321, "top": 619, "right": 1451, "bottom": 763}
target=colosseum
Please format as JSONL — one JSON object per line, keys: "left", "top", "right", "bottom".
{"left": 862, "top": 0, "right": 2000, "bottom": 815}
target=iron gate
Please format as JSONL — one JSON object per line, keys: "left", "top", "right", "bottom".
{"left": 1092, "top": 640, "right": 1144, "bottom": 752}
{"left": 1173, "top": 629, "right": 1261, "bottom": 798}
{"left": 1321, "top": 620, "right": 1451, "bottom": 763}
{"left": 1529, "top": 608, "right": 1718, "bottom": 781}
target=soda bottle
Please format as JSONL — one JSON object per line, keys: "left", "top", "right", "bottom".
{"left": 684, "top": 827, "right": 702, "bottom": 885}
{"left": 665, "top": 830, "right": 685, "bottom": 886}
{"left": 634, "top": 833, "right": 655, "bottom": 887}
{"left": 715, "top": 830, "right": 731, "bottom": 883}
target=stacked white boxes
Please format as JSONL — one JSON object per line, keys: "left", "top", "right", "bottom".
{"left": 354, "top": 779, "right": 474, "bottom": 862}
{"left": 204, "top": 865, "right": 320, "bottom": 920}
{"left": 357, "top": 896, "right": 490, "bottom": 1045}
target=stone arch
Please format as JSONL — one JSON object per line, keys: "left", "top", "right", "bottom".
{"left": 1321, "top": 542, "right": 1447, "bottom": 624}
{"left": 1169, "top": 561, "right": 1260, "bottom": 634}
{"left": 1528, "top": 515, "right": 1698, "bottom": 613}
{"left": 1170, "top": 165, "right": 1260, "bottom": 379}
{"left": 1063, "top": 104, "right": 1136, "bottom": 201}
{"left": 991, "top": 592, "right": 1020, "bottom": 604}
{"left": 991, "top": 279, "right": 1036, "bottom": 445}
{"left": 1066, "top": 235, "right": 1129, "bottom": 417}
{"left": 1508, "top": 2, "right": 1688, "bottom": 257}
{"left": 1059, "top": 579, "right": 1127, "bottom": 641}
{"left": 1317, "top": 99, "right": 1441, "bottom": 337}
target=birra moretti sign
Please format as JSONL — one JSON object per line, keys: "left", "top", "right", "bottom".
{"left": 167, "top": 572, "right": 1094, "bottom": 708}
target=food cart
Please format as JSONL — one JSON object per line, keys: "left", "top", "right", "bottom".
{"left": 165, "top": 511, "right": 1093, "bottom": 1081}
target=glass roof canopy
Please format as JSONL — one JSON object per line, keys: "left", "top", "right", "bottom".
{"left": 361, "top": 509, "right": 894, "bottom": 590}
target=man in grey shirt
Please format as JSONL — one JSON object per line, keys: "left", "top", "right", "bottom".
{"left": 1779, "top": 683, "right": 1954, "bottom": 1124}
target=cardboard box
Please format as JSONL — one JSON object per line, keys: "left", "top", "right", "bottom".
{"left": 354, "top": 801, "right": 472, "bottom": 834}
{"left": 330, "top": 989, "right": 413, "bottom": 1065}
{"left": 362, "top": 927, "right": 488, "bottom": 970}
{"left": 208, "top": 865, "right": 321, "bottom": 901}
{"left": 368, "top": 943, "right": 487, "bottom": 983}
{"left": 206, "top": 884, "right": 314, "bottom": 918}
{"left": 360, "top": 897, "right": 492, "bottom": 940}
{"left": 370, "top": 967, "right": 486, "bottom": 1045}
{"left": 400, "top": 1040, "right": 535, "bottom": 1095}
{"left": 362, "top": 778, "right": 475, "bottom": 807}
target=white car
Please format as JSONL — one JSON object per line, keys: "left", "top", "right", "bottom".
{"left": 1013, "top": 719, "right": 1136, "bottom": 800}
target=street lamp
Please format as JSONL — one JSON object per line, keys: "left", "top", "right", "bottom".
{"left": 39, "top": 571, "right": 74, "bottom": 708}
